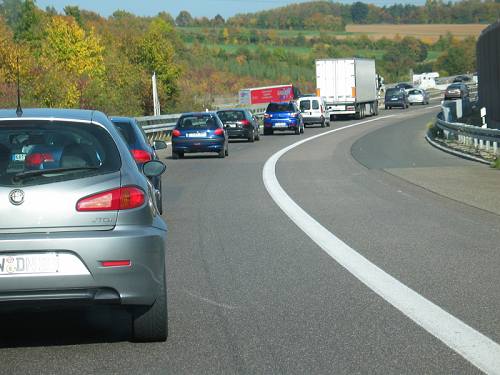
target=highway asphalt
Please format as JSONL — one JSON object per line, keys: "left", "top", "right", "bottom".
{"left": 1, "top": 102, "right": 498, "bottom": 374}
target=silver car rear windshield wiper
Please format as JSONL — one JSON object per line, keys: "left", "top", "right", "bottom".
{"left": 13, "top": 167, "right": 100, "bottom": 181}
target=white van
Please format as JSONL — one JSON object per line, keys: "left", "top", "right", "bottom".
{"left": 297, "top": 96, "right": 330, "bottom": 127}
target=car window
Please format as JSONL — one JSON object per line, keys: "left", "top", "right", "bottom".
{"left": 0, "top": 120, "right": 120, "bottom": 187}
{"left": 386, "top": 88, "right": 401, "bottom": 96}
{"left": 408, "top": 89, "right": 421, "bottom": 95}
{"left": 217, "top": 111, "right": 245, "bottom": 122}
{"left": 267, "top": 103, "right": 292, "bottom": 112}
{"left": 178, "top": 115, "right": 219, "bottom": 130}
{"left": 312, "top": 100, "right": 319, "bottom": 110}
{"left": 300, "top": 100, "right": 311, "bottom": 111}
{"left": 112, "top": 121, "right": 136, "bottom": 145}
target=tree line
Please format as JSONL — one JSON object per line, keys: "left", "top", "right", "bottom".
{"left": 177, "top": 0, "right": 498, "bottom": 30}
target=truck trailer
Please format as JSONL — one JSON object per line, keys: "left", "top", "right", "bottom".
{"left": 238, "top": 84, "right": 301, "bottom": 106}
{"left": 316, "top": 58, "right": 379, "bottom": 120}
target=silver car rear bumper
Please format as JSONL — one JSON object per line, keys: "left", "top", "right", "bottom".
{"left": 0, "top": 225, "right": 167, "bottom": 308}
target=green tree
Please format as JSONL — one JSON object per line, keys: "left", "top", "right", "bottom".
{"left": 135, "top": 18, "right": 181, "bottom": 113}
{"left": 351, "top": 2, "right": 370, "bottom": 23}
{"left": 175, "top": 10, "right": 193, "bottom": 27}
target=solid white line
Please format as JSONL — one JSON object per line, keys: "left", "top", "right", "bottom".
{"left": 262, "top": 116, "right": 500, "bottom": 374}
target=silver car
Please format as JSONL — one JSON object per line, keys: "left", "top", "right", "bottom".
{"left": 408, "top": 88, "right": 430, "bottom": 105}
{"left": 0, "top": 109, "right": 168, "bottom": 342}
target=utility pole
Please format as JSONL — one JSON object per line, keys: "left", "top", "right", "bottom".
{"left": 152, "top": 72, "right": 161, "bottom": 116}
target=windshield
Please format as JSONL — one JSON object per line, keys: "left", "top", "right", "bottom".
{"left": 0, "top": 121, "right": 120, "bottom": 187}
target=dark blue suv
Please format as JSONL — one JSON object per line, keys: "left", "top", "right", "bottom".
{"left": 263, "top": 102, "right": 304, "bottom": 135}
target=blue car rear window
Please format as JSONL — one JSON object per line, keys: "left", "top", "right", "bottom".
{"left": 178, "top": 115, "right": 219, "bottom": 130}
{"left": 267, "top": 103, "right": 294, "bottom": 112}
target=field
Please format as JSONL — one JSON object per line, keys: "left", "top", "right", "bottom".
{"left": 345, "top": 24, "right": 488, "bottom": 42}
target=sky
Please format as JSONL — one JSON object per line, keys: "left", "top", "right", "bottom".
{"left": 36, "top": 0, "right": 425, "bottom": 19}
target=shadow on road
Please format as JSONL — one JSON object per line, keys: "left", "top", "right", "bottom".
{"left": 0, "top": 306, "right": 131, "bottom": 348}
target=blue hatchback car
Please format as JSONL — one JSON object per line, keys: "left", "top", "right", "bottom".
{"left": 263, "top": 102, "right": 304, "bottom": 135}
{"left": 171, "top": 112, "right": 228, "bottom": 159}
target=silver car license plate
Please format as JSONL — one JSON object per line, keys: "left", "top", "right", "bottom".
{"left": 274, "top": 123, "right": 287, "bottom": 128}
{"left": 0, "top": 253, "right": 59, "bottom": 275}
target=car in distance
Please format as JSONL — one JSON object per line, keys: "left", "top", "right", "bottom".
{"left": 384, "top": 87, "right": 409, "bottom": 109}
{"left": 263, "top": 102, "right": 304, "bottom": 135}
{"left": 110, "top": 116, "right": 167, "bottom": 214}
{"left": 171, "top": 112, "right": 228, "bottom": 159}
{"left": 407, "top": 88, "right": 430, "bottom": 105}
{"left": 453, "top": 75, "right": 471, "bottom": 83}
{"left": 297, "top": 96, "right": 330, "bottom": 128}
{"left": 0, "top": 108, "right": 168, "bottom": 342}
{"left": 216, "top": 109, "right": 260, "bottom": 142}
{"left": 395, "top": 82, "right": 414, "bottom": 93}
{"left": 444, "top": 83, "right": 469, "bottom": 100}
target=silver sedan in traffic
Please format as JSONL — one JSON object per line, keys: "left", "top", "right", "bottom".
{"left": 0, "top": 108, "right": 168, "bottom": 342}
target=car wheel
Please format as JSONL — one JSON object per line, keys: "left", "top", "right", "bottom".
{"left": 385, "top": 105, "right": 388, "bottom": 110}
{"left": 248, "top": 131, "right": 254, "bottom": 143}
{"left": 295, "top": 126, "right": 300, "bottom": 135}
{"left": 131, "top": 269, "right": 167, "bottom": 342}
{"left": 300, "top": 125, "right": 304, "bottom": 133}
{"left": 225, "top": 145, "right": 229, "bottom": 156}
{"left": 178, "top": 152, "right": 184, "bottom": 159}
{"left": 264, "top": 128, "right": 272, "bottom": 136}
{"left": 321, "top": 117, "right": 326, "bottom": 128}
{"left": 172, "top": 151, "right": 179, "bottom": 160}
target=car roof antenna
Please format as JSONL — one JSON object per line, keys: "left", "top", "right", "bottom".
{"left": 16, "top": 55, "right": 23, "bottom": 117}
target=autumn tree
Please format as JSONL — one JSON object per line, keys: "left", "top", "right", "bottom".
{"left": 35, "top": 16, "right": 105, "bottom": 107}
{"left": 134, "top": 18, "right": 181, "bottom": 113}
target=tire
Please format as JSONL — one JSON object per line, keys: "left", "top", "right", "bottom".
{"left": 264, "top": 128, "right": 272, "bottom": 136}
{"left": 300, "top": 125, "right": 304, "bottom": 134}
{"left": 248, "top": 131, "right": 254, "bottom": 143}
{"left": 374, "top": 102, "right": 379, "bottom": 116}
{"left": 385, "top": 105, "right": 388, "bottom": 110}
{"left": 225, "top": 145, "right": 229, "bottom": 156}
{"left": 178, "top": 152, "right": 184, "bottom": 159}
{"left": 320, "top": 117, "right": 326, "bottom": 128}
{"left": 132, "top": 269, "right": 167, "bottom": 342}
{"left": 295, "top": 126, "right": 300, "bottom": 135}
{"left": 218, "top": 148, "right": 225, "bottom": 158}
{"left": 255, "top": 128, "right": 260, "bottom": 141}
{"left": 171, "top": 151, "right": 179, "bottom": 160}
{"left": 354, "top": 105, "right": 361, "bottom": 120}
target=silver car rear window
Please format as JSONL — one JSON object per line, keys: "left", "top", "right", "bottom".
{"left": 0, "top": 120, "right": 121, "bottom": 187}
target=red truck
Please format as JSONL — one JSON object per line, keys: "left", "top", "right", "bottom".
{"left": 238, "top": 84, "right": 301, "bottom": 105}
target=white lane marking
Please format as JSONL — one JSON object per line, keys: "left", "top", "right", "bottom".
{"left": 262, "top": 116, "right": 500, "bottom": 374}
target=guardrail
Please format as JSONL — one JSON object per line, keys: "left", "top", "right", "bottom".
{"left": 434, "top": 111, "right": 499, "bottom": 157}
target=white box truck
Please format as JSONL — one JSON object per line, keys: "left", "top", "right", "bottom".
{"left": 316, "top": 58, "right": 379, "bottom": 120}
